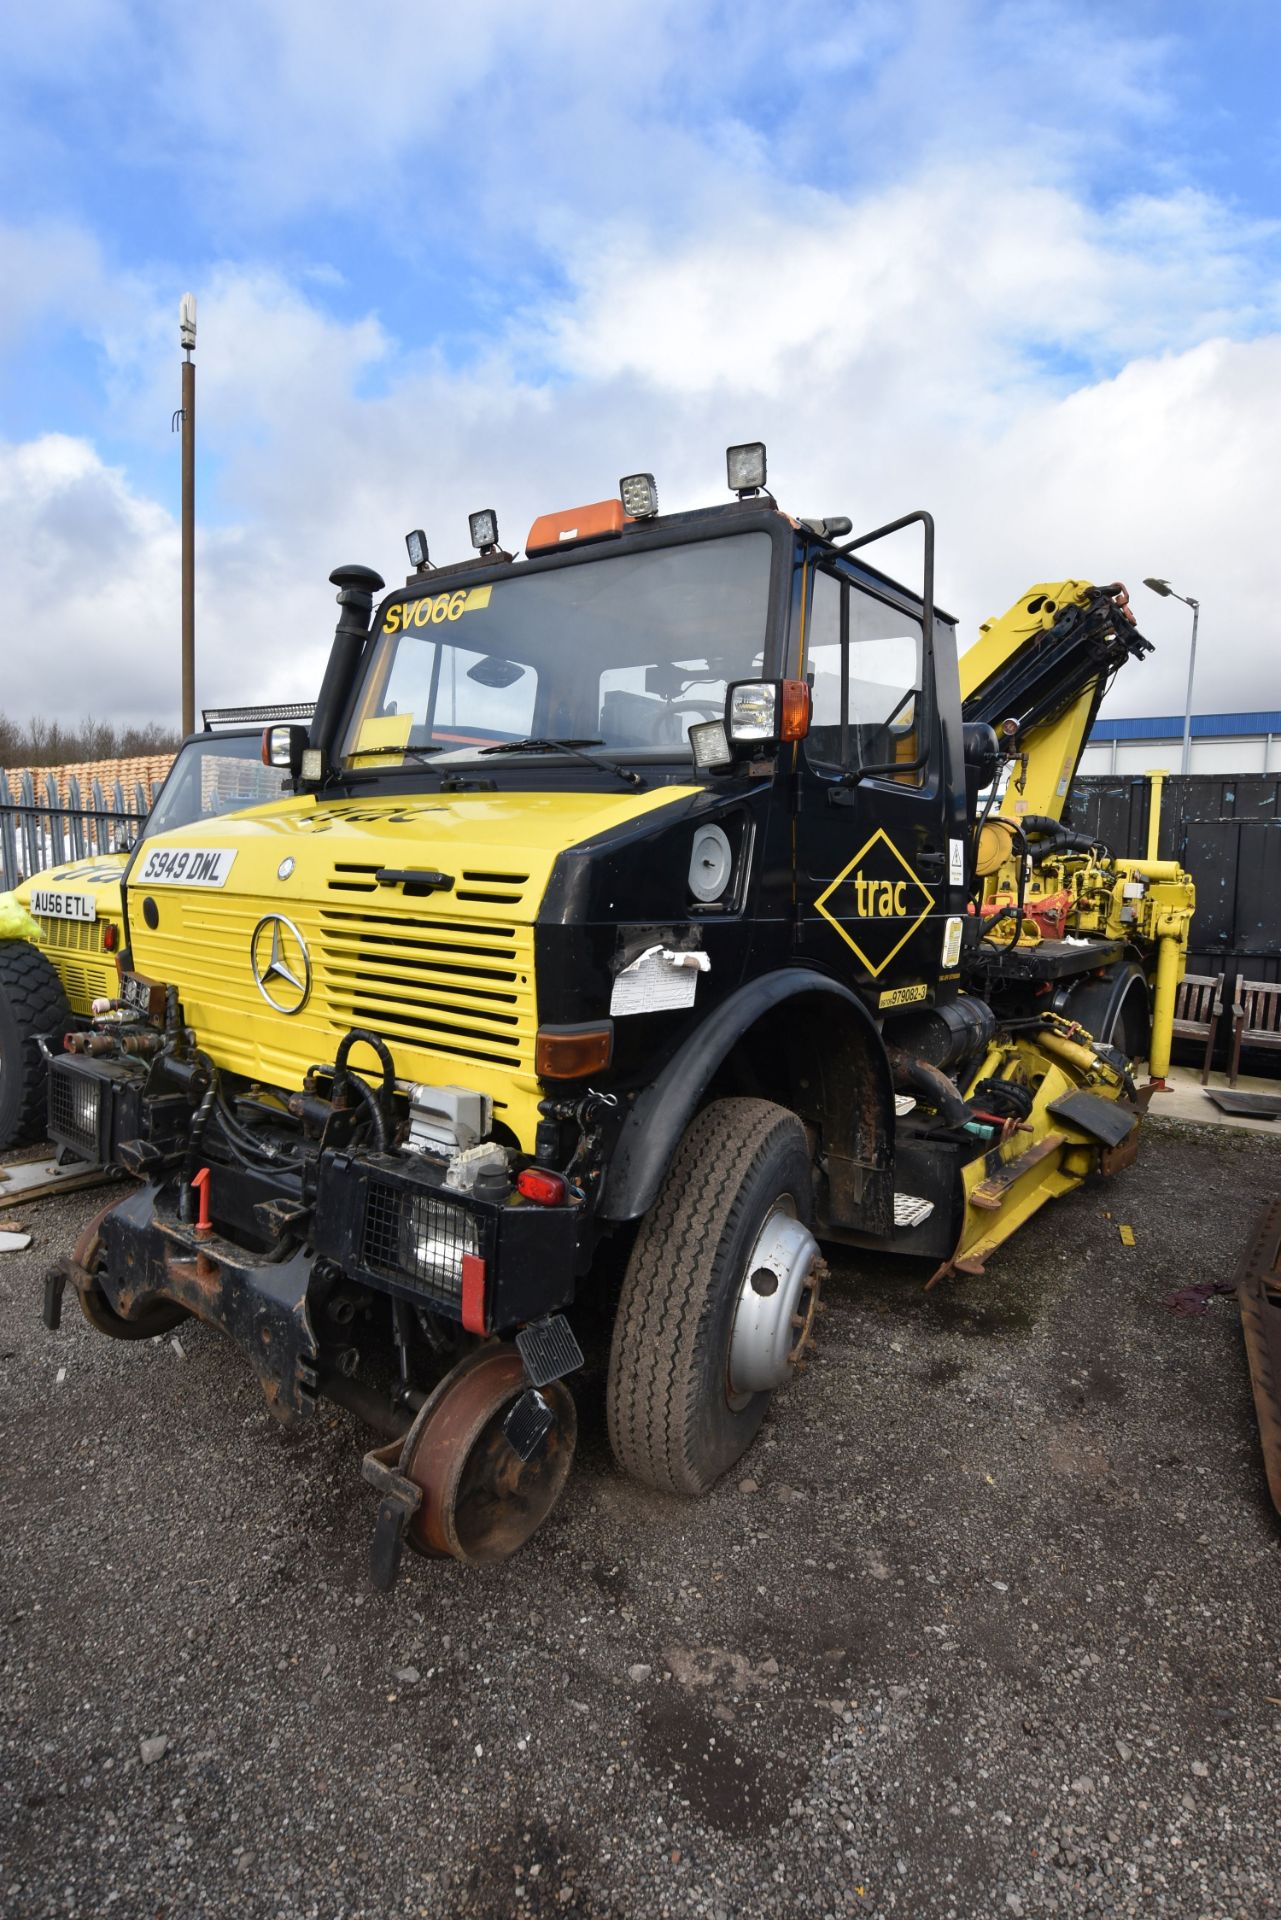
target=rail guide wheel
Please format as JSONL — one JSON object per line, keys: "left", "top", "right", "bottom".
{"left": 362, "top": 1343, "right": 577, "bottom": 1589}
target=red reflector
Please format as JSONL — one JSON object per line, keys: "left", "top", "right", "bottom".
{"left": 517, "top": 1167, "right": 568, "bottom": 1206}
{"left": 460, "top": 1252, "right": 487, "bottom": 1335}
{"left": 102, "top": 924, "right": 118, "bottom": 952}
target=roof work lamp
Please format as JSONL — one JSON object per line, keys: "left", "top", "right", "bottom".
{"left": 727, "top": 442, "right": 767, "bottom": 496}
{"left": 469, "top": 509, "right": 500, "bottom": 555}
{"left": 620, "top": 472, "right": 659, "bottom": 519}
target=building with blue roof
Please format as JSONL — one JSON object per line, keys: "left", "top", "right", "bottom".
{"left": 1081, "top": 712, "right": 1281, "bottom": 776}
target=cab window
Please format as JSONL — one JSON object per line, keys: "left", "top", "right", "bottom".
{"left": 804, "top": 569, "right": 925, "bottom": 786}
{"left": 339, "top": 532, "right": 775, "bottom": 765}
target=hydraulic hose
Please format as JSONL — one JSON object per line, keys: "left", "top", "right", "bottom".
{"left": 1020, "top": 814, "right": 1111, "bottom": 860}
{"left": 886, "top": 1046, "right": 973, "bottom": 1129}
{"left": 343, "top": 1074, "right": 389, "bottom": 1152}
{"left": 179, "top": 1079, "right": 218, "bottom": 1223}
{"left": 335, "top": 1028, "right": 397, "bottom": 1139}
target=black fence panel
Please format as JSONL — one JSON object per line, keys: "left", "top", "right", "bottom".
{"left": 1071, "top": 773, "right": 1281, "bottom": 1076}
{"left": 1182, "top": 821, "right": 1239, "bottom": 951}
{"left": 1235, "top": 821, "right": 1281, "bottom": 959}
{"left": 0, "top": 787, "right": 146, "bottom": 891}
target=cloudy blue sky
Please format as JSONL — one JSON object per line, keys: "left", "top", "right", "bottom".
{"left": 1, "top": 0, "right": 1278, "bottom": 728}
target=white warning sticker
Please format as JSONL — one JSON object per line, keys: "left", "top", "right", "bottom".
{"left": 610, "top": 945, "right": 710, "bottom": 1016}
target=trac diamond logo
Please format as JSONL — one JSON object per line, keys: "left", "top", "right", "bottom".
{"left": 813, "top": 827, "right": 934, "bottom": 977}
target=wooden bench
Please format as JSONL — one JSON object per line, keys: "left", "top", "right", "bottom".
{"left": 1230, "top": 979, "right": 1281, "bottom": 1086}
{"left": 1172, "top": 971, "right": 1227, "bottom": 1084}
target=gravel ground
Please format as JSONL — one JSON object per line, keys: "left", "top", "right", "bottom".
{"left": 2, "top": 1119, "right": 1280, "bottom": 1920}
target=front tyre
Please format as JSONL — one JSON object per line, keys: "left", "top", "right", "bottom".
{"left": 0, "top": 942, "right": 72, "bottom": 1152}
{"left": 606, "top": 1098, "right": 823, "bottom": 1496}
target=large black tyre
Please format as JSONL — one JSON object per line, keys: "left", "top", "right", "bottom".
{"left": 0, "top": 941, "right": 72, "bottom": 1152}
{"left": 607, "top": 1097, "right": 815, "bottom": 1496}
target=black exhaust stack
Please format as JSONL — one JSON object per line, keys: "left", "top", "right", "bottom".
{"left": 309, "top": 563, "right": 386, "bottom": 772}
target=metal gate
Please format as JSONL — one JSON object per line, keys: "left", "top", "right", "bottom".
{"left": 0, "top": 770, "right": 148, "bottom": 891}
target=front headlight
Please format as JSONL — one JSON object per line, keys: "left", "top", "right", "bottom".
{"left": 48, "top": 1061, "right": 103, "bottom": 1158}
{"left": 398, "top": 1193, "right": 480, "bottom": 1300}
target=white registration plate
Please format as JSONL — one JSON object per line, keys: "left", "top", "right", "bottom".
{"left": 30, "top": 889, "right": 96, "bottom": 922}
{"left": 134, "top": 846, "right": 237, "bottom": 888}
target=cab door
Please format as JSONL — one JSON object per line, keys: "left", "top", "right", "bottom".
{"left": 794, "top": 562, "right": 958, "bottom": 1008}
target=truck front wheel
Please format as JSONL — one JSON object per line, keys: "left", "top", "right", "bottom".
{"left": 0, "top": 942, "right": 72, "bottom": 1152}
{"left": 606, "top": 1097, "right": 824, "bottom": 1496}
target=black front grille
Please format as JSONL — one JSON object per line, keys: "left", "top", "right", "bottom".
{"left": 361, "top": 1179, "right": 479, "bottom": 1310}
{"left": 48, "top": 1063, "right": 101, "bottom": 1158}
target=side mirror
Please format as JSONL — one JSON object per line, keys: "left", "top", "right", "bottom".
{"left": 725, "top": 679, "right": 812, "bottom": 750}
{"left": 263, "top": 723, "right": 309, "bottom": 775}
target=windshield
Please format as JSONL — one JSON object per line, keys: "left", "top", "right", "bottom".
{"left": 339, "top": 531, "right": 774, "bottom": 766}
{"left": 141, "top": 734, "right": 288, "bottom": 842}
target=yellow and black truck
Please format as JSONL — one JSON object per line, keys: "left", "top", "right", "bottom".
{"left": 43, "top": 449, "right": 1192, "bottom": 1584}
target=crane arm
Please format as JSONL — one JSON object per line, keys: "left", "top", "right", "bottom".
{"left": 959, "top": 580, "right": 1152, "bottom": 823}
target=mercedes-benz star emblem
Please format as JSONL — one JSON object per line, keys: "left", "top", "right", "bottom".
{"left": 250, "top": 914, "right": 312, "bottom": 1014}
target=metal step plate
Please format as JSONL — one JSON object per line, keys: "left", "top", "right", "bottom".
{"left": 893, "top": 1192, "right": 935, "bottom": 1229}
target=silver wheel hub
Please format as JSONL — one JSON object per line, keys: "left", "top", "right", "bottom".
{"left": 727, "top": 1202, "right": 822, "bottom": 1399}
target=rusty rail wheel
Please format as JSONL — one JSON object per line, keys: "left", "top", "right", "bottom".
{"left": 71, "top": 1204, "right": 191, "bottom": 1342}
{"left": 391, "top": 1344, "right": 576, "bottom": 1566}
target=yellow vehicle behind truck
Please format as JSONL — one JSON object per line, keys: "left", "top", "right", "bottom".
{"left": 43, "top": 447, "right": 1193, "bottom": 1587}
{"left": 0, "top": 719, "right": 302, "bottom": 1149}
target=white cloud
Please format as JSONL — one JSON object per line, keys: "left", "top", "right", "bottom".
{"left": 541, "top": 171, "right": 1277, "bottom": 407}
{"left": 1, "top": 434, "right": 179, "bottom": 728}
{"left": 0, "top": 433, "right": 306, "bottom": 731}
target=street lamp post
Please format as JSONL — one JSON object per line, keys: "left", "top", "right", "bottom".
{"left": 178, "top": 293, "right": 197, "bottom": 736}
{"left": 1143, "top": 577, "right": 1200, "bottom": 776}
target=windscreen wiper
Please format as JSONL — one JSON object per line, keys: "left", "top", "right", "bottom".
{"left": 342, "top": 743, "right": 446, "bottom": 772}
{"left": 478, "top": 737, "right": 645, "bottom": 789}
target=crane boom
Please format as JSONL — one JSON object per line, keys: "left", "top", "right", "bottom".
{"left": 960, "top": 580, "right": 1151, "bottom": 823}
{"left": 957, "top": 577, "right": 1193, "bottom": 1086}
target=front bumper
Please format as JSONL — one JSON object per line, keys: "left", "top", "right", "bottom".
{"left": 86, "top": 1180, "right": 322, "bottom": 1418}
{"left": 47, "top": 1054, "right": 581, "bottom": 1407}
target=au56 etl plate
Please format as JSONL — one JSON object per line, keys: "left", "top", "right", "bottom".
{"left": 30, "top": 889, "right": 95, "bottom": 921}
